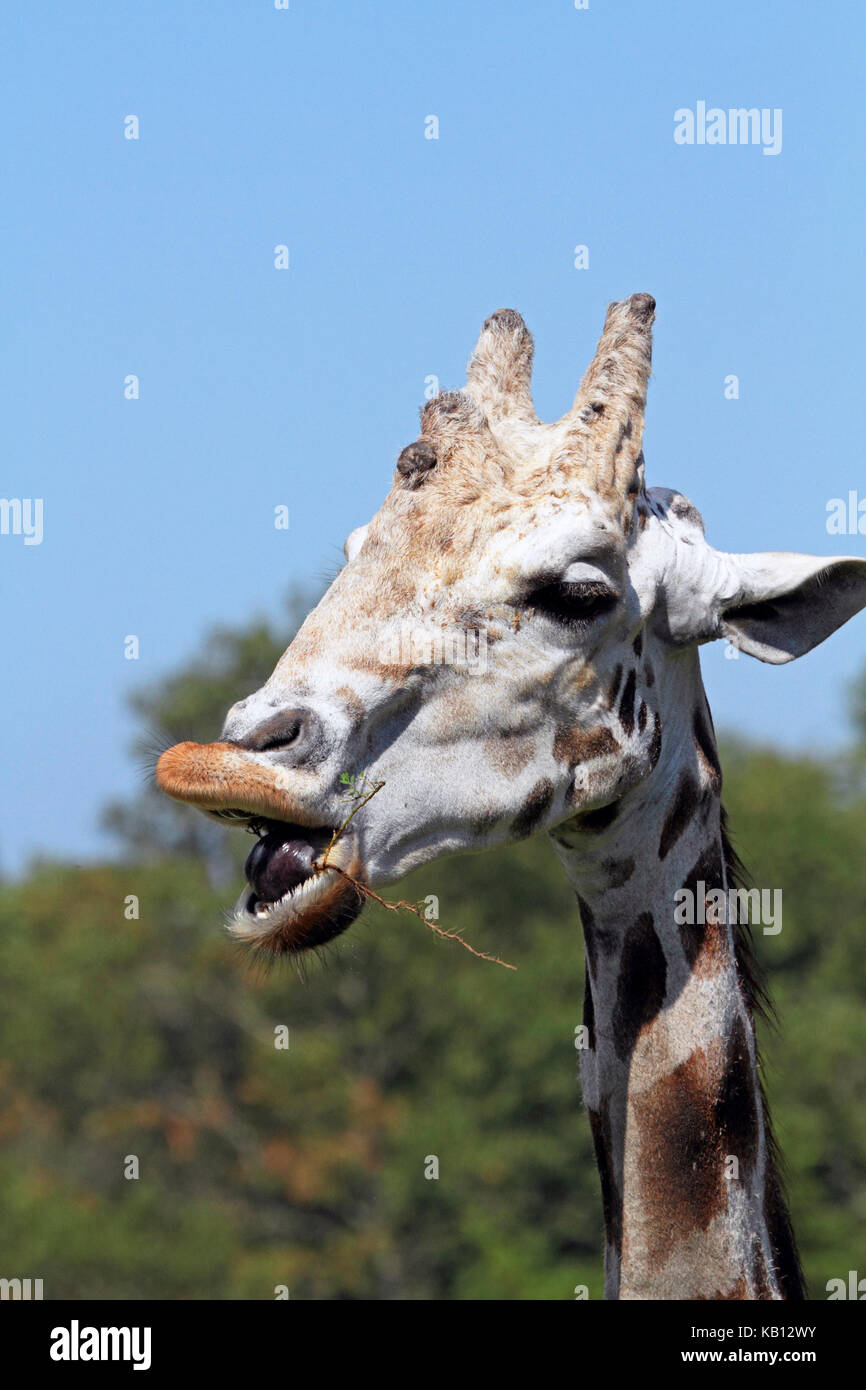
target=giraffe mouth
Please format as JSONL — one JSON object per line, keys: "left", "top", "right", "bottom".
{"left": 154, "top": 742, "right": 368, "bottom": 954}
{"left": 227, "top": 817, "right": 366, "bottom": 955}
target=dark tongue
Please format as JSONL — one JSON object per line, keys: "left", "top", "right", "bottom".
{"left": 244, "top": 828, "right": 317, "bottom": 904}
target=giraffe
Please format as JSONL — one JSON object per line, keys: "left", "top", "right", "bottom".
{"left": 156, "top": 294, "right": 866, "bottom": 1299}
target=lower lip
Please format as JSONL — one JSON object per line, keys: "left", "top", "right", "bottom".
{"left": 227, "top": 835, "right": 365, "bottom": 954}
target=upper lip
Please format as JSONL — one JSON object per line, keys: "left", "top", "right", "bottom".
{"left": 155, "top": 740, "right": 330, "bottom": 829}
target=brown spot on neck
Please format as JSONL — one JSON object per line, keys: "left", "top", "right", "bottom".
{"left": 658, "top": 770, "right": 701, "bottom": 860}
{"left": 679, "top": 840, "right": 727, "bottom": 973}
{"left": 511, "top": 777, "right": 554, "bottom": 838}
{"left": 553, "top": 724, "right": 620, "bottom": 766}
{"left": 630, "top": 1042, "right": 729, "bottom": 1266}
{"left": 613, "top": 912, "right": 666, "bottom": 1061}
{"left": 715, "top": 1014, "right": 760, "bottom": 1185}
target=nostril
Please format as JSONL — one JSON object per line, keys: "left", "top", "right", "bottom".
{"left": 241, "top": 708, "right": 319, "bottom": 758}
{"left": 259, "top": 716, "right": 304, "bottom": 752}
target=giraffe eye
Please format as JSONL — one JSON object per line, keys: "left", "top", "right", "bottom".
{"left": 527, "top": 580, "right": 618, "bottom": 627}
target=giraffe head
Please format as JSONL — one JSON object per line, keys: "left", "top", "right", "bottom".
{"left": 156, "top": 294, "right": 866, "bottom": 953}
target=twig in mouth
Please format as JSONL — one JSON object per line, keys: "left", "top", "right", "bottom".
{"left": 320, "top": 777, "right": 386, "bottom": 868}
{"left": 315, "top": 862, "right": 516, "bottom": 971}
{"left": 315, "top": 774, "right": 515, "bottom": 969}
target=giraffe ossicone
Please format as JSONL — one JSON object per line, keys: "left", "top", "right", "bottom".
{"left": 156, "top": 295, "right": 866, "bottom": 1299}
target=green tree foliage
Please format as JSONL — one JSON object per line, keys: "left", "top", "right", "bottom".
{"left": 0, "top": 594, "right": 863, "bottom": 1298}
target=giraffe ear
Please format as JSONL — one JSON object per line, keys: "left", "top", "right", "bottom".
{"left": 715, "top": 553, "right": 866, "bottom": 664}
{"left": 343, "top": 524, "right": 369, "bottom": 563}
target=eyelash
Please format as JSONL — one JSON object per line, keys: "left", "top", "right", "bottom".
{"left": 526, "top": 580, "right": 618, "bottom": 627}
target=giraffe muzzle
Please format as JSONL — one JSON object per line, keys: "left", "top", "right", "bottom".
{"left": 155, "top": 740, "right": 367, "bottom": 954}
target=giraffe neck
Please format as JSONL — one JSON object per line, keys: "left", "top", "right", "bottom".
{"left": 550, "top": 681, "right": 804, "bottom": 1300}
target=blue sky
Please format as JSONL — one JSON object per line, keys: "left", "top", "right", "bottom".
{"left": 3, "top": 1, "right": 865, "bottom": 874}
